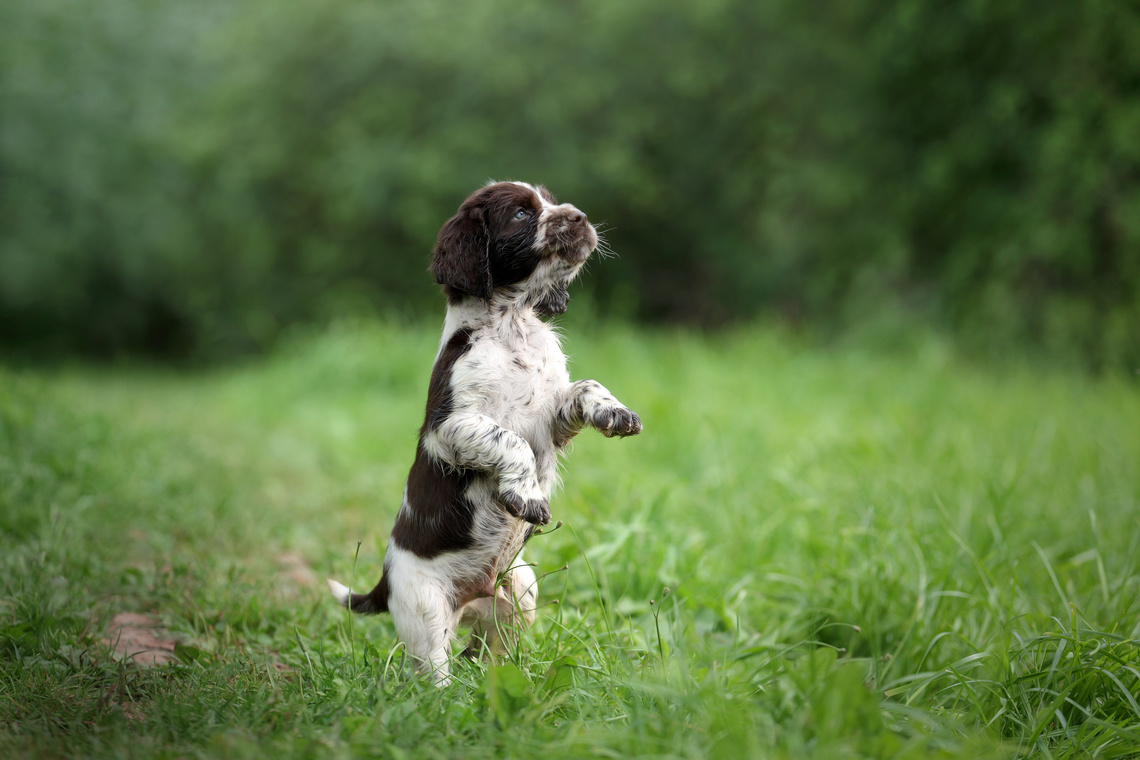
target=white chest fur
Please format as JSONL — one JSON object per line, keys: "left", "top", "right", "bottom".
{"left": 444, "top": 305, "right": 569, "bottom": 488}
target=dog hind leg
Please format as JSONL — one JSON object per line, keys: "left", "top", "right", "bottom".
{"left": 460, "top": 562, "right": 538, "bottom": 659}
{"left": 387, "top": 583, "right": 456, "bottom": 686}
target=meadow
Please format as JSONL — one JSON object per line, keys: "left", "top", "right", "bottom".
{"left": 2, "top": 318, "right": 1138, "bottom": 759}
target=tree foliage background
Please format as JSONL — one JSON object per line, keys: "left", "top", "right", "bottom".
{"left": 2, "top": 0, "right": 1137, "bottom": 368}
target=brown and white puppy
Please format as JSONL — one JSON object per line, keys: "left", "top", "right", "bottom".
{"left": 328, "top": 181, "right": 641, "bottom": 684}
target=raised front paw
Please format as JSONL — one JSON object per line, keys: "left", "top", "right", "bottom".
{"left": 591, "top": 406, "right": 643, "bottom": 438}
{"left": 500, "top": 490, "right": 552, "bottom": 525}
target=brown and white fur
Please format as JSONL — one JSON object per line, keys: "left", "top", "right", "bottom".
{"left": 327, "top": 181, "right": 641, "bottom": 684}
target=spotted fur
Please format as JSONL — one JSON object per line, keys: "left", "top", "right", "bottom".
{"left": 328, "top": 181, "right": 641, "bottom": 684}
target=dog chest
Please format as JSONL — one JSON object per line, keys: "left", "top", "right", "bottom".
{"left": 457, "top": 322, "right": 568, "bottom": 433}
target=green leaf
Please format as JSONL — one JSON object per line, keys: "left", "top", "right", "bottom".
{"left": 174, "top": 643, "right": 205, "bottom": 663}
{"left": 485, "top": 663, "right": 532, "bottom": 726}
{"left": 542, "top": 655, "right": 578, "bottom": 694}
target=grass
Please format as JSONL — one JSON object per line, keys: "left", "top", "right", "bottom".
{"left": 1, "top": 317, "right": 1138, "bottom": 759}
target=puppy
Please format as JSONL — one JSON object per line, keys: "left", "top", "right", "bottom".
{"left": 328, "top": 181, "right": 641, "bottom": 684}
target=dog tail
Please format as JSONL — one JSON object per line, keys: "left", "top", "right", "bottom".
{"left": 327, "top": 575, "right": 390, "bottom": 615}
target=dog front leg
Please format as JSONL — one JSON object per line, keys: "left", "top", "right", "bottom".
{"left": 426, "top": 414, "right": 551, "bottom": 525}
{"left": 555, "top": 379, "right": 643, "bottom": 442}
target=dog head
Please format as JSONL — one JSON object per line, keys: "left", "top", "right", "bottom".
{"left": 431, "top": 181, "right": 599, "bottom": 316}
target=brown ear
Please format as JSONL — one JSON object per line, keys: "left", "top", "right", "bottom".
{"left": 431, "top": 204, "right": 492, "bottom": 301}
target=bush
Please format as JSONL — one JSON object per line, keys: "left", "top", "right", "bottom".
{"left": 1, "top": 0, "right": 1137, "bottom": 367}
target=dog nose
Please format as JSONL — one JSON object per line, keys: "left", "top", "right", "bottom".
{"left": 567, "top": 210, "right": 586, "bottom": 224}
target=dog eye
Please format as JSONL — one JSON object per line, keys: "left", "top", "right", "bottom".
{"left": 514, "top": 209, "right": 529, "bottom": 220}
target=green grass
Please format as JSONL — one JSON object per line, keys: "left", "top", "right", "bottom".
{"left": 2, "top": 318, "right": 1139, "bottom": 759}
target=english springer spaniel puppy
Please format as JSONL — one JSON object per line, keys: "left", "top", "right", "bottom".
{"left": 328, "top": 181, "right": 641, "bottom": 684}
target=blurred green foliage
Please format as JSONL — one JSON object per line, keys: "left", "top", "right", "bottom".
{"left": 2, "top": 0, "right": 1137, "bottom": 366}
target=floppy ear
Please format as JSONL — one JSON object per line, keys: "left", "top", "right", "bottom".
{"left": 431, "top": 204, "right": 492, "bottom": 301}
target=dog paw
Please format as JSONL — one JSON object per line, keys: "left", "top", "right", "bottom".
{"left": 592, "top": 406, "right": 643, "bottom": 438}
{"left": 500, "top": 491, "right": 551, "bottom": 525}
